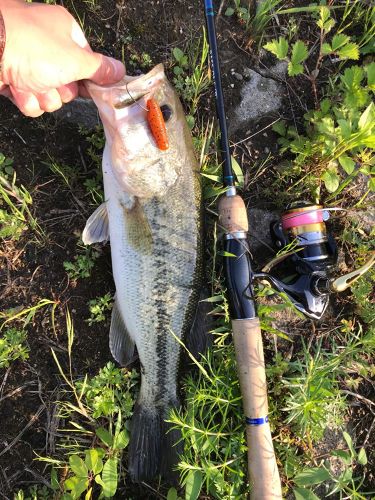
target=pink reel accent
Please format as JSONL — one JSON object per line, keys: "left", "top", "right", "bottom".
{"left": 282, "top": 209, "right": 323, "bottom": 230}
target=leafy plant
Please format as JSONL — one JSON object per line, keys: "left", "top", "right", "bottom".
{"left": 264, "top": 6, "right": 360, "bottom": 104}
{"left": 42, "top": 312, "right": 138, "bottom": 499}
{"left": 79, "top": 125, "right": 105, "bottom": 205}
{"left": 63, "top": 243, "right": 100, "bottom": 280}
{"left": 0, "top": 162, "right": 40, "bottom": 240}
{"left": 293, "top": 432, "right": 370, "bottom": 499}
{"left": 61, "top": 423, "right": 128, "bottom": 499}
{"left": 0, "top": 152, "right": 14, "bottom": 178}
{"left": 225, "top": 0, "right": 283, "bottom": 45}
{"left": 170, "top": 343, "right": 248, "bottom": 499}
{"left": 0, "top": 328, "right": 29, "bottom": 368}
{"left": 87, "top": 293, "right": 113, "bottom": 326}
{"left": 172, "top": 29, "right": 210, "bottom": 127}
{"left": 264, "top": 8, "right": 359, "bottom": 77}
{"left": 225, "top": 0, "right": 250, "bottom": 24}
{"left": 282, "top": 341, "right": 348, "bottom": 443}
{"left": 75, "top": 361, "right": 137, "bottom": 419}
{"left": 128, "top": 51, "right": 153, "bottom": 70}
{"left": 273, "top": 63, "right": 374, "bottom": 197}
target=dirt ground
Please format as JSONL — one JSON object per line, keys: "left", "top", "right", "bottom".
{"left": 0, "top": 0, "right": 373, "bottom": 498}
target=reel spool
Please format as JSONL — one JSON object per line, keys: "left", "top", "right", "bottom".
{"left": 253, "top": 202, "right": 374, "bottom": 320}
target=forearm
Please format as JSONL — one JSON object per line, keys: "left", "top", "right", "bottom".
{"left": 0, "top": 0, "right": 27, "bottom": 63}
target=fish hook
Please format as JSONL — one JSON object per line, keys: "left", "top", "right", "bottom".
{"left": 125, "top": 83, "right": 148, "bottom": 111}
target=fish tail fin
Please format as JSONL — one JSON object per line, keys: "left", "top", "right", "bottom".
{"left": 160, "top": 409, "right": 183, "bottom": 481}
{"left": 128, "top": 399, "right": 182, "bottom": 483}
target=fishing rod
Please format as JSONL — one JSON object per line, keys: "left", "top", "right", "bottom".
{"left": 203, "top": 1, "right": 375, "bottom": 498}
{"left": 203, "top": 1, "right": 282, "bottom": 498}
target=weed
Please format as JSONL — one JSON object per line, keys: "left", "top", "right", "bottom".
{"left": 272, "top": 63, "right": 374, "bottom": 198}
{"left": 293, "top": 431, "right": 370, "bottom": 499}
{"left": 79, "top": 125, "right": 105, "bottom": 205}
{"left": 46, "top": 156, "right": 77, "bottom": 190}
{"left": 0, "top": 159, "right": 41, "bottom": 240}
{"left": 172, "top": 29, "right": 210, "bottom": 127}
{"left": 264, "top": 6, "right": 360, "bottom": 104}
{"left": 249, "top": 0, "right": 283, "bottom": 44}
{"left": 14, "top": 485, "right": 51, "bottom": 500}
{"left": 128, "top": 51, "right": 153, "bottom": 70}
{"left": 0, "top": 298, "right": 57, "bottom": 330}
{"left": 225, "top": 0, "right": 250, "bottom": 24}
{"left": 0, "top": 152, "right": 14, "bottom": 177}
{"left": 42, "top": 312, "right": 138, "bottom": 499}
{"left": 63, "top": 243, "right": 100, "bottom": 280}
{"left": 0, "top": 328, "right": 29, "bottom": 368}
{"left": 225, "top": 0, "right": 283, "bottom": 46}
{"left": 86, "top": 293, "right": 113, "bottom": 326}
{"left": 169, "top": 344, "right": 248, "bottom": 499}
{"left": 282, "top": 341, "right": 348, "bottom": 443}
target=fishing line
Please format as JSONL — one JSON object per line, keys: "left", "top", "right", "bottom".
{"left": 125, "top": 83, "right": 148, "bottom": 111}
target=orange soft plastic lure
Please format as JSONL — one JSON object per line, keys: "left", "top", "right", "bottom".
{"left": 146, "top": 98, "right": 169, "bottom": 151}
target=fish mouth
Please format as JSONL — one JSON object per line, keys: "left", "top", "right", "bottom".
{"left": 113, "top": 87, "right": 150, "bottom": 109}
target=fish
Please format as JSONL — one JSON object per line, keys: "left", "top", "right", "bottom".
{"left": 82, "top": 64, "right": 208, "bottom": 482}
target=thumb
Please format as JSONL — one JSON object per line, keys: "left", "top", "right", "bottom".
{"left": 82, "top": 52, "right": 125, "bottom": 85}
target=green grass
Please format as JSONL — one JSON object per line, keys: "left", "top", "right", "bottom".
{"left": 0, "top": 328, "right": 29, "bottom": 368}
{"left": 5, "top": 1, "right": 375, "bottom": 498}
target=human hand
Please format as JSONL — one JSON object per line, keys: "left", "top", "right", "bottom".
{"left": 0, "top": 0, "right": 125, "bottom": 117}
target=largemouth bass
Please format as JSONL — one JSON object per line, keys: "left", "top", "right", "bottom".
{"left": 83, "top": 64, "right": 206, "bottom": 481}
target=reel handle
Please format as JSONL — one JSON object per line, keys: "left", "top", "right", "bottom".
{"left": 232, "top": 318, "right": 282, "bottom": 500}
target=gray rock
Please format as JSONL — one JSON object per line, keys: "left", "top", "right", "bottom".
{"left": 229, "top": 68, "right": 284, "bottom": 133}
{"left": 54, "top": 98, "right": 99, "bottom": 129}
{"left": 247, "top": 207, "right": 278, "bottom": 258}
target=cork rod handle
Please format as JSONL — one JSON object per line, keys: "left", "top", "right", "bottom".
{"left": 232, "top": 318, "right": 282, "bottom": 500}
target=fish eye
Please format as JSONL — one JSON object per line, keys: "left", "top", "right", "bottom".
{"left": 160, "top": 104, "right": 173, "bottom": 122}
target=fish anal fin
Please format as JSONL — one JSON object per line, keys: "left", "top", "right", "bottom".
{"left": 82, "top": 202, "right": 109, "bottom": 245}
{"left": 122, "top": 198, "right": 153, "bottom": 254}
{"left": 109, "top": 298, "right": 136, "bottom": 366}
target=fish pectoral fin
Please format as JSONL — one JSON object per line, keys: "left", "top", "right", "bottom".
{"left": 123, "top": 198, "right": 153, "bottom": 254}
{"left": 109, "top": 298, "right": 136, "bottom": 366}
{"left": 185, "top": 289, "right": 213, "bottom": 359}
{"left": 82, "top": 202, "right": 109, "bottom": 245}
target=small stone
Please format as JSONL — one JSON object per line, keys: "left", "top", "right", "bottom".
{"left": 264, "top": 147, "right": 270, "bottom": 153}
{"left": 233, "top": 72, "right": 243, "bottom": 81}
{"left": 243, "top": 67, "right": 252, "bottom": 79}
{"left": 230, "top": 84, "right": 235, "bottom": 88}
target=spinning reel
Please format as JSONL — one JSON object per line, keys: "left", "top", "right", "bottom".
{"left": 255, "top": 202, "right": 375, "bottom": 320}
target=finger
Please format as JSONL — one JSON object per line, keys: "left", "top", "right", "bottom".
{"left": 57, "top": 82, "right": 79, "bottom": 103}
{"left": 78, "top": 81, "right": 91, "bottom": 98}
{"left": 37, "top": 89, "right": 63, "bottom": 112}
{"left": 0, "top": 85, "right": 12, "bottom": 98}
{"left": 79, "top": 51, "right": 125, "bottom": 86}
{"left": 10, "top": 87, "right": 44, "bottom": 117}
{"left": 71, "top": 19, "right": 91, "bottom": 50}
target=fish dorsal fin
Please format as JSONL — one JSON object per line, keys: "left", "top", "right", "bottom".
{"left": 123, "top": 198, "right": 153, "bottom": 254}
{"left": 109, "top": 297, "right": 136, "bottom": 366}
{"left": 82, "top": 203, "right": 109, "bottom": 245}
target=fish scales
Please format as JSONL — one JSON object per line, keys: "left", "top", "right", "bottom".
{"left": 84, "top": 64, "right": 204, "bottom": 481}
